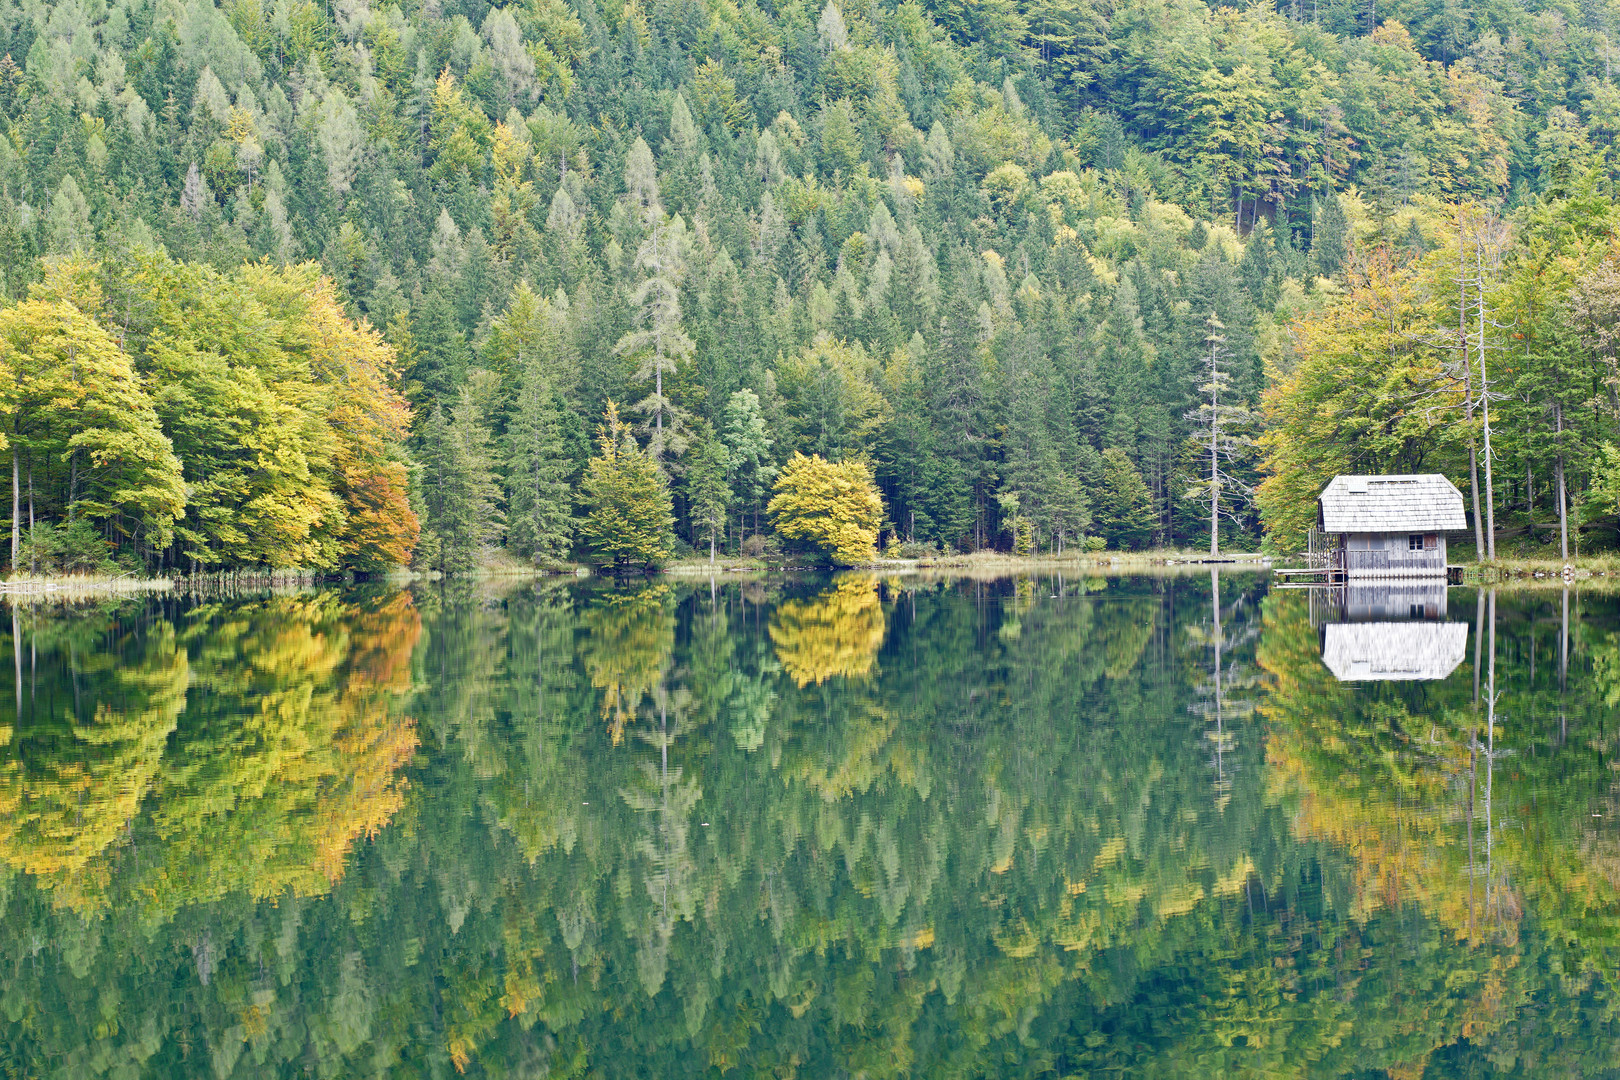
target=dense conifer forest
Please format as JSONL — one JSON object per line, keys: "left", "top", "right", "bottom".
{"left": 5, "top": 0, "right": 1620, "bottom": 571}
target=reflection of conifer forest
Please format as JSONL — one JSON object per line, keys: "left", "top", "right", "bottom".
{"left": 6, "top": 577, "right": 1620, "bottom": 1074}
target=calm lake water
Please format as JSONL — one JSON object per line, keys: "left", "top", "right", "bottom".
{"left": 4, "top": 573, "right": 1620, "bottom": 1077}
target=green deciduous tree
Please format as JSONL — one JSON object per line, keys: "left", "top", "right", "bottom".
{"left": 0, "top": 298, "right": 185, "bottom": 571}
{"left": 723, "top": 388, "right": 776, "bottom": 539}
{"left": 579, "top": 402, "right": 674, "bottom": 572}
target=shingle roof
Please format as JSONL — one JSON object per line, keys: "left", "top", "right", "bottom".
{"left": 1321, "top": 621, "right": 1469, "bottom": 682}
{"left": 1317, "top": 474, "right": 1468, "bottom": 533}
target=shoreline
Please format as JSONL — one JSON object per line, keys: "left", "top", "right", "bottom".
{"left": 12, "top": 551, "right": 1620, "bottom": 602}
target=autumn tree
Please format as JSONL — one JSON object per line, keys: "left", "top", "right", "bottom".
{"left": 768, "top": 453, "right": 884, "bottom": 565}
{"left": 0, "top": 298, "right": 184, "bottom": 572}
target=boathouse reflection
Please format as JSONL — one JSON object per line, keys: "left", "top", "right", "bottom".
{"left": 1311, "top": 582, "right": 1468, "bottom": 682}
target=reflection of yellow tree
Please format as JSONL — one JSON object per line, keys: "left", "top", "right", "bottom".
{"left": 1259, "top": 591, "right": 1501, "bottom": 937}
{"left": 769, "top": 575, "right": 886, "bottom": 687}
{"left": 0, "top": 593, "right": 420, "bottom": 914}
{"left": 0, "top": 620, "right": 189, "bottom": 908}
{"left": 145, "top": 594, "right": 421, "bottom": 910}
{"left": 581, "top": 583, "right": 674, "bottom": 744}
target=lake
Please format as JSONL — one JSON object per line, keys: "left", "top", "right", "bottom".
{"left": 3, "top": 572, "right": 1620, "bottom": 1077}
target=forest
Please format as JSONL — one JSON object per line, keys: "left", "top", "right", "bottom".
{"left": 5, "top": 0, "right": 1620, "bottom": 570}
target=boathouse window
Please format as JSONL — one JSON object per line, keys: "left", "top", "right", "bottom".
{"left": 1425, "top": 534, "right": 1437, "bottom": 550}
{"left": 1408, "top": 534, "right": 1424, "bottom": 551}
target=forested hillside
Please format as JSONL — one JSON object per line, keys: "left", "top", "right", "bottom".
{"left": 4, "top": 0, "right": 1620, "bottom": 571}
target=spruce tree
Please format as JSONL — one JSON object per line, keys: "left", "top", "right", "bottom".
{"left": 1310, "top": 193, "right": 1348, "bottom": 279}
{"left": 685, "top": 423, "right": 732, "bottom": 561}
{"left": 505, "top": 356, "right": 574, "bottom": 564}
{"left": 407, "top": 289, "right": 471, "bottom": 414}
{"left": 1093, "top": 448, "right": 1156, "bottom": 551}
{"left": 418, "top": 391, "right": 503, "bottom": 576}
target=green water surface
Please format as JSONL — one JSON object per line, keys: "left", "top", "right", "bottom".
{"left": 3, "top": 573, "right": 1620, "bottom": 1078}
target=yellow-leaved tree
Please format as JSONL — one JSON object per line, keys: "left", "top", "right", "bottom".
{"left": 0, "top": 296, "right": 186, "bottom": 571}
{"left": 767, "top": 452, "right": 883, "bottom": 565}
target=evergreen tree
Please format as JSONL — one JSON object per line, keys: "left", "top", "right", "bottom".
{"left": 1093, "top": 448, "right": 1156, "bottom": 550}
{"left": 685, "top": 423, "right": 732, "bottom": 561}
{"left": 1184, "top": 314, "right": 1256, "bottom": 555}
{"left": 505, "top": 357, "right": 574, "bottom": 564}
{"left": 407, "top": 289, "right": 471, "bottom": 414}
{"left": 419, "top": 390, "right": 503, "bottom": 576}
{"left": 1310, "top": 193, "right": 1348, "bottom": 279}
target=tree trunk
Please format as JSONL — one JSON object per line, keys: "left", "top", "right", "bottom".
{"left": 1460, "top": 218, "right": 1484, "bottom": 562}
{"left": 1526, "top": 462, "right": 1534, "bottom": 542}
{"left": 1556, "top": 404, "right": 1569, "bottom": 563}
{"left": 1469, "top": 444, "right": 1484, "bottom": 560}
{"left": 9, "top": 446, "right": 17, "bottom": 576}
{"left": 1476, "top": 240, "right": 1496, "bottom": 559}
{"left": 27, "top": 463, "right": 34, "bottom": 576}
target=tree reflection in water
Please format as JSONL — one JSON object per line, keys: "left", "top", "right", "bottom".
{"left": 4, "top": 578, "right": 1620, "bottom": 1076}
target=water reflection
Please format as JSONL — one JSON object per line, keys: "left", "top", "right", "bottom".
{"left": 1, "top": 593, "right": 419, "bottom": 914}
{"left": 5, "top": 578, "right": 1620, "bottom": 1075}
{"left": 1310, "top": 582, "right": 1470, "bottom": 682}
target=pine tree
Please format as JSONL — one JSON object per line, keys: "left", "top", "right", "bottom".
{"left": 579, "top": 401, "right": 675, "bottom": 571}
{"left": 505, "top": 356, "right": 574, "bottom": 564}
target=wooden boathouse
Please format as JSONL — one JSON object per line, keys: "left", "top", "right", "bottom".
{"left": 1304, "top": 474, "right": 1467, "bottom": 579}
